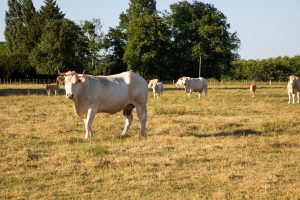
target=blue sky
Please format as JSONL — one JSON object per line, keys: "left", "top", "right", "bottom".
{"left": 0, "top": 0, "right": 299, "bottom": 60}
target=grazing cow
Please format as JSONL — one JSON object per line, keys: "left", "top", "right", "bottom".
{"left": 249, "top": 81, "right": 256, "bottom": 98}
{"left": 175, "top": 76, "right": 190, "bottom": 86}
{"left": 43, "top": 82, "right": 59, "bottom": 96}
{"left": 148, "top": 79, "right": 164, "bottom": 99}
{"left": 57, "top": 71, "right": 148, "bottom": 139}
{"left": 176, "top": 77, "right": 208, "bottom": 98}
{"left": 287, "top": 75, "right": 299, "bottom": 104}
{"left": 148, "top": 79, "right": 159, "bottom": 88}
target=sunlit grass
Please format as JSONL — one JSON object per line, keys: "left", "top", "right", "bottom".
{"left": 0, "top": 82, "right": 299, "bottom": 199}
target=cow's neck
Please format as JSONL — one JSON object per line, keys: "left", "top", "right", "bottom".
{"left": 73, "top": 84, "right": 88, "bottom": 119}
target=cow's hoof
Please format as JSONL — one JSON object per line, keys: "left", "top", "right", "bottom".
{"left": 85, "top": 134, "right": 92, "bottom": 139}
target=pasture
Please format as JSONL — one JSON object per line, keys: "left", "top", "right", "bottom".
{"left": 0, "top": 82, "right": 299, "bottom": 199}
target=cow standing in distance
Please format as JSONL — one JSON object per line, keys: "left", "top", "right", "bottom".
{"left": 175, "top": 76, "right": 190, "bottom": 86}
{"left": 287, "top": 75, "right": 299, "bottom": 104}
{"left": 176, "top": 77, "right": 208, "bottom": 98}
{"left": 57, "top": 71, "right": 148, "bottom": 139}
{"left": 148, "top": 79, "right": 164, "bottom": 99}
{"left": 43, "top": 82, "right": 59, "bottom": 96}
{"left": 249, "top": 81, "right": 256, "bottom": 98}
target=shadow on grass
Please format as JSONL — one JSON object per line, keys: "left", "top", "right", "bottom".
{"left": 186, "top": 129, "right": 262, "bottom": 138}
{"left": 0, "top": 88, "right": 65, "bottom": 96}
{"left": 211, "top": 86, "right": 284, "bottom": 90}
{"left": 157, "top": 86, "right": 284, "bottom": 91}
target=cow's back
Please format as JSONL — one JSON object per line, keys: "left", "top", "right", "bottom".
{"left": 186, "top": 78, "right": 204, "bottom": 90}
{"left": 295, "top": 79, "right": 300, "bottom": 91}
{"left": 77, "top": 71, "right": 147, "bottom": 114}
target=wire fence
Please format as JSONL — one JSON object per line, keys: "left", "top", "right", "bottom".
{"left": 0, "top": 78, "right": 57, "bottom": 84}
{"left": 0, "top": 78, "right": 286, "bottom": 86}
{"left": 161, "top": 79, "right": 286, "bottom": 86}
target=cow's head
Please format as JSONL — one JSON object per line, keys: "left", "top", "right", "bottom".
{"left": 288, "top": 75, "right": 298, "bottom": 82}
{"left": 175, "top": 77, "right": 190, "bottom": 86}
{"left": 148, "top": 79, "right": 158, "bottom": 88}
{"left": 57, "top": 71, "right": 85, "bottom": 100}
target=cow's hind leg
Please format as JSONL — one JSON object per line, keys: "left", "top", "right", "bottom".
{"left": 136, "top": 105, "right": 147, "bottom": 137}
{"left": 292, "top": 94, "right": 296, "bottom": 104}
{"left": 122, "top": 104, "right": 134, "bottom": 136}
{"left": 84, "top": 107, "right": 97, "bottom": 139}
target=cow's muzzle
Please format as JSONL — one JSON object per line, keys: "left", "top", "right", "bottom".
{"left": 66, "top": 93, "right": 74, "bottom": 100}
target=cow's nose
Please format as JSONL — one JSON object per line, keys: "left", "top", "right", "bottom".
{"left": 66, "top": 93, "right": 74, "bottom": 99}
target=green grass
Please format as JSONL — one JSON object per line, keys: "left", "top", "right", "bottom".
{"left": 80, "top": 145, "right": 109, "bottom": 156}
{"left": 0, "top": 82, "right": 299, "bottom": 199}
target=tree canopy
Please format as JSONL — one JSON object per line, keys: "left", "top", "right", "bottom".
{"left": 124, "top": 0, "right": 170, "bottom": 79}
{"left": 167, "top": 1, "right": 240, "bottom": 80}
{"left": 2, "top": 0, "right": 299, "bottom": 81}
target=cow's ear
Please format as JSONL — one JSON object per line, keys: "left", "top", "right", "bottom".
{"left": 57, "top": 76, "right": 65, "bottom": 83}
{"left": 78, "top": 76, "right": 85, "bottom": 83}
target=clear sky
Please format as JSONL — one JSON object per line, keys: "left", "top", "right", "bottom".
{"left": 0, "top": 0, "right": 299, "bottom": 60}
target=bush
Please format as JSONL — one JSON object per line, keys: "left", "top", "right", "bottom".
{"left": 0, "top": 53, "right": 37, "bottom": 78}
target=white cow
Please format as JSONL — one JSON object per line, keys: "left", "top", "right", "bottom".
{"left": 148, "top": 79, "right": 164, "bottom": 99}
{"left": 175, "top": 76, "right": 190, "bottom": 86}
{"left": 148, "top": 79, "right": 159, "bottom": 88}
{"left": 287, "top": 75, "right": 299, "bottom": 104}
{"left": 176, "top": 77, "right": 208, "bottom": 98}
{"left": 57, "top": 71, "right": 148, "bottom": 139}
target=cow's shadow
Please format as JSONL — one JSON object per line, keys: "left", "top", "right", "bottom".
{"left": 185, "top": 129, "right": 262, "bottom": 138}
{"left": 0, "top": 88, "right": 65, "bottom": 96}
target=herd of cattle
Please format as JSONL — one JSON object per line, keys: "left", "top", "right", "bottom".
{"left": 41, "top": 71, "right": 298, "bottom": 139}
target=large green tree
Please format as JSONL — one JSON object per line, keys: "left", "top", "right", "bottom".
{"left": 124, "top": 0, "right": 170, "bottom": 79}
{"left": 30, "top": 18, "right": 88, "bottom": 74}
{"left": 21, "top": 0, "right": 38, "bottom": 53}
{"left": 5, "top": 0, "right": 22, "bottom": 52}
{"left": 5, "top": 0, "right": 36, "bottom": 54}
{"left": 167, "top": 1, "right": 240, "bottom": 80}
{"left": 29, "top": 0, "right": 88, "bottom": 75}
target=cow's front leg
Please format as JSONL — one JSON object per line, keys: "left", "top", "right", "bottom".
{"left": 84, "top": 107, "right": 97, "bottom": 139}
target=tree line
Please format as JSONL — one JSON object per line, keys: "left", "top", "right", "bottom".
{"left": 0, "top": 0, "right": 299, "bottom": 81}
{"left": 230, "top": 56, "right": 300, "bottom": 81}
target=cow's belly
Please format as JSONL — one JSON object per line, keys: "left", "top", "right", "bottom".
{"left": 193, "top": 88, "right": 203, "bottom": 92}
{"left": 98, "top": 99, "right": 129, "bottom": 114}
{"left": 186, "top": 87, "right": 203, "bottom": 92}
{"left": 99, "top": 104, "right": 124, "bottom": 114}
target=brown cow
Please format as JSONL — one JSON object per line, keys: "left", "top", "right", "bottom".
{"left": 43, "top": 83, "right": 59, "bottom": 96}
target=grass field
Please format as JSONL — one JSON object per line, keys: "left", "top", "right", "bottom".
{"left": 0, "top": 82, "right": 299, "bottom": 199}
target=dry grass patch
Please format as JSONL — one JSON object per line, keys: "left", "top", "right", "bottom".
{"left": 0, "top": 83, "right": 299, "bottom": 199}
